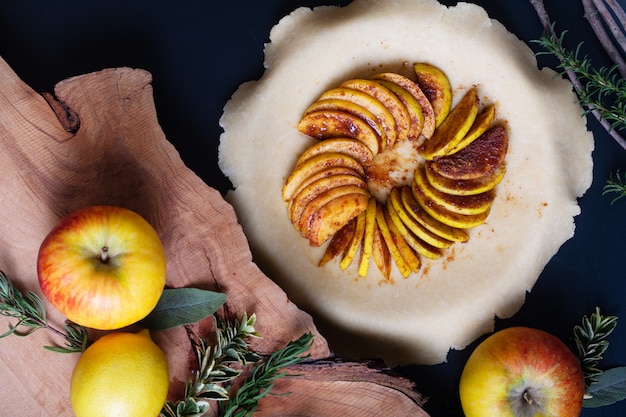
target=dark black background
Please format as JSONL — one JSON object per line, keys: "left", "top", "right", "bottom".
{"left": 1, "top": 1, "right": 625, "bottom": 416}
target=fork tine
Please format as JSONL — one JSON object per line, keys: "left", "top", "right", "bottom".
{"left": 586, "top": 0, "right": 626, "bottom": 77}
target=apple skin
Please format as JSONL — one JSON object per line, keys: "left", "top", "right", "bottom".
{"left": 459, "top": 326, "right": 584, "bottom": 417}
{"left": 37, "top": 205, "right": 167, "bottom": 330}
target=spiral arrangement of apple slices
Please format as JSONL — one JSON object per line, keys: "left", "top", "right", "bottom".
{"left": 282, "top": 63, "right": 508, "bottom": 281}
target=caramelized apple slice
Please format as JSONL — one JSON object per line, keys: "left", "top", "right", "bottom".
{"left": 384, "top": 206, "right": 422, "bottom": 274}
{"left": 375, "top": 80, "right": 424, "bottom": 141}
{"left": 372, "top": 72, "right": 436, "bottom": 139}
{"left": 429, "top": 124, "right": 509, "bottom": 180}
{"left": 358, "top": 197, "right": 378, "bottom": 277}
{"left": 425, "top": 161, "right": 506, "bottom": 197}
{"left": 413, "top": 62, "right": 453, "bottom": 127}
{"left": 282, "top": 152, "right": 365, "bottom": 202}
{"left": 412, "top": 167, "right": 490, "bottom": 228}
{"left": 375, "top": 202, "right": 412, "bottom": 278}
{"left": 319, "top": 87, "right": 397, "bottom": 148}
{"left": 318, "top": 217, "right": 356, "bottom": 266}
{"left": 296, "top": 184, "right": 369, "bottom": 235}
{"left": 386, "top": 202, "right": 442, "bottom": 260}
{"left": 340, "top": 209, "right": 366, "bottom": 270}
{"left": 340, "top": 79, "right": 411, "bottom": 143}
{"left": 304, "top": 99, "right": 387, "bottom": 149}
{"left": 419, "top": 87, "right": 479, "bottom": 160}
{"left": 295, "top": 137, "right": 375, "bottom": 167}
{"left": 284, "top": 166, "right": 363, "bottom": 204}
{"left": 388, "top": 187, "right": 454, "bottom": 248}
{"left": 449, "top": 104, "right": 496, "bottom": 153}
{"left": 399, "top": 186, "right": 469, "bottom": 243}
{"left": 289, "top": 173, "right": 367, "bottom": 225}
{"left": 372, "top": 221, "right": 392, "bottom": 281}
{"left": 307, "top": 192, "right": 370, "bottom": 247}
{"left": 298, "top": 110, "right": 381, "bottom": 155}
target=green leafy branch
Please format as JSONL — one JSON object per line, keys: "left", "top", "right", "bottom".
{"left": 161, "top": 313, "right": 313, "bottom": 417}
{"left": 0, "top": 269, "right": 88, "bottom": 353}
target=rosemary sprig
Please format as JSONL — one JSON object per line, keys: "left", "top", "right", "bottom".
{"left": 0, "top": 269, "right": 89, "bottom": 353}
{"left": 534, "top": 30, "right": 626, "bottom": 133}
{"left": 570, "top": 307, "right": 618, "bottom": 389}
{"left": 220, "top": 332, "right": 313, "bottom": 417}
{"left": 161, "top": 312, "right": 262, "bottom": 417}
{"left": 602, "top": 170, "right": 626, "bottom": 203}
{"left": 162, "top": 313, "right": 313, "bottom": 417}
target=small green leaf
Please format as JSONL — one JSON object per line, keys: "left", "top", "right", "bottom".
{"left": 142, "top": 288, "right": 226, "bottom": 330}
{"left": 584, "top": 366, "right": 626, "bottom": 408}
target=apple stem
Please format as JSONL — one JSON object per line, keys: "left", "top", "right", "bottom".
{"left": 100, "top": 246, "right": 109, "bottom": 263}
{"left": 523, "top": 390, "right": 534, "bottom": 405}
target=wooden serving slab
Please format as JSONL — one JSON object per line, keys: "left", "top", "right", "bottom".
{"left": 0, "top": 56, "right": 428, "bottom": 416}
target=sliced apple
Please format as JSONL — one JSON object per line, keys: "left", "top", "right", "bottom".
{"left": 375, "top": 200, "right": 413, "bottom": 278}
{"left": 419, "top": 87, "right": 479, "bottom": 160}
{"left": 384, "top": 207, "right": 421, "bottom": 274}
{"left": 296, "top": 184, "right": 370, "bottom": 237}
{"left": 295, "top": 137, "right": 375, "bottom": 167}
{"left": 388, "top": 187, "right": 454, "bottom": 249}
{"left": 449, "top": 103, "right": 496, "bottom": 153}
{"left": 289, "top": 173, "right": 367, "bottom": 225}
{"left": 375, "top": 79, "right": 424, "bottom": 140}
{"left": 282, "top": 152, "right": 365, "bottom": 202}
{"left": 284, "top": 166, "right": 364, "bottom": 203}
{"left": 412, "top": 167, "right": 490, "bottom": 229}
{"left": 318, "top": 217, "right": 356, "bottom": 266}
{"left": 307, "top": 192, "right": 371, "bottom": 247}
{"left": 372, "top": 221, "right": 392, "bottom": 281}
{"left": 399, "top": 186, "right": 469, "bottom": 243}
{"left": 414, "top": 165, "right": 494, "bottom": 215}
{"left": 429, "top": 124, "right": 509, "bottom": 180}
{"left": 304, "top": 99, "right": 387, "bottom": 149}
{"left": 340, "top": 78, "right": 411, "bottom": 144}
{"left": 413, "top": 62, "right": 453, "bottom": 127}
{"left": 319, "top": 87, "right": 397, "bottom": 148}
{"left": 425, "top": 161, "right": 506, "bottom": 196}
{"left": 340, "top": 209, "right": 366, "bottom": 270}
{"left": 372, "top": 72, "right": 436, "bottom": 139}
{"left": 298, "top": 110, "right": 381, "bottom": 155}
{"left": 386, "top": 201, "right": 442, "bottom": 260}
{"left": 358, "top": 197, "right": 378, "bottom": 277}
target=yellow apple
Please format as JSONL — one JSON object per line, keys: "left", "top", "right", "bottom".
{"left": 340, "top": 209, "right": 366, "bottom": 270}
{"left": 306, "top": 192, "right": 370, "bottom": 247}
{"left": 460, "top": 327, "right": 584, "bottom": 417}
{"left": 37, "top": 205, "right": 167, "bottom": 330}
{"left": 450, "top": 103, "right": 496, "bottom": 153}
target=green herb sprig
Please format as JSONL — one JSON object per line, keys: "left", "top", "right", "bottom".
{"left": 570, "top": 307, "right": 618, "bottom": 389}
{"left": 162, "top": 312, "right": 313, "bottom": 417}
{"left": 0, "top": 269, "right": 88, "bottom": 353}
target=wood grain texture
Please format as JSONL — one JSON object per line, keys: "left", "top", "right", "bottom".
{"left": 0, "top": 56, "right": 427, "bottom": 416}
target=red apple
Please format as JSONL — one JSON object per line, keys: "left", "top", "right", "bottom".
{"left": 459, "top": 326, "right": 584, "bottom": 417}
{"left": 37, "top": 205, "right": 167, "bottom": 330}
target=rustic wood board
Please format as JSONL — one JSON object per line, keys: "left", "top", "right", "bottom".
{"left": 0, "top": 56, "right": 428, "bottom": 416}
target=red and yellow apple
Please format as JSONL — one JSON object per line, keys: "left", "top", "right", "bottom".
{"left": 37, "top": 205, "right": 167, "bottom": 330}
{"left": 459, "top": 326, "right": 584, "bottom": 417}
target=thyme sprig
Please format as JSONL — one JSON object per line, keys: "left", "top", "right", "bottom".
{"left": 570, "top": 307, "right": 618, "bottom": 389}
{"left": 161, "top": 312, "right": 313, "bottom": 417}
{"left": 0, "top": 269, "right": 88, "bottom": 353}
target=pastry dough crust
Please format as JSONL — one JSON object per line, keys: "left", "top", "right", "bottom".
{"left": 219, "top": 0, "right": 593, "bottom": 365}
